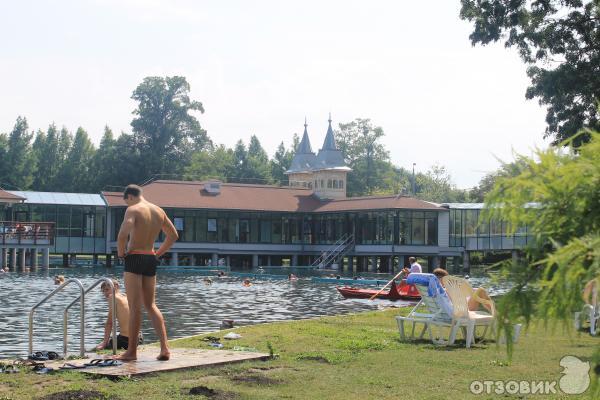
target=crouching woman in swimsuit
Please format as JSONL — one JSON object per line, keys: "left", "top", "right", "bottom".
{"left": 116, "top": 184, "right": 179, "bottom": 361}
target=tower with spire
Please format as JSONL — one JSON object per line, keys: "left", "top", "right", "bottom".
{"left": 285, "top": 115, "right": 351, "bottom": 199}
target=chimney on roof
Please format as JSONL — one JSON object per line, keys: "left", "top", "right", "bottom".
{"left": 203, "top": 181, "right": 221, "bottom": 195}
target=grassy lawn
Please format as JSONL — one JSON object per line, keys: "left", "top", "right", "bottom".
{"left": 0, "top": 308, "right": 597, "bottom": 399}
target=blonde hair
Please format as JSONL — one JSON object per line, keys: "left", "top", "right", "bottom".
{"left": 100, "top": 279, "right": 120, "bottom": 291}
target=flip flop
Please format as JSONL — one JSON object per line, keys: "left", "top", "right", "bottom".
{"left": 28, "top": 352, "right": 48, "bottom": 361}
{"left": 83, "top": 359, "right": 104, "bottom": 367}
{"left": 33, "top": 365, "right": 54, "bottom": 374}
{"left": 59, "top": 363, "right": 86, "bottom": 370}
{"left": 95, "top": 359, "right": 122, "bottom": 367}
{"left": 28, "top": 351, "right": 61, "bottom": 361}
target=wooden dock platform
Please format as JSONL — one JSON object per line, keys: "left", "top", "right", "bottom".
{"left": 44, "top": 348, "right": 270, "bottom": 377}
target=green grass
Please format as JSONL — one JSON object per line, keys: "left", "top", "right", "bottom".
{"left": 1, "top": 309, "right": 598, "bottom": 399}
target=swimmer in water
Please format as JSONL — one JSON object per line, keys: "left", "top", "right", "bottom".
{"left": 288, "top": 274, "right": 298, "bottom": 281}
{"left": 242, "top": 278, "right": 252, "bottom": 287}
{"left": 203, "top": 277, "right": 213, "bottom": 285}
{"left": 54, "top": 275, "right": 65, "bottom": 285}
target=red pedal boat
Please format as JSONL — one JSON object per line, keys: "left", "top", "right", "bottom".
{"left": 336, "top": 280, "right": 421, "bottom": 301}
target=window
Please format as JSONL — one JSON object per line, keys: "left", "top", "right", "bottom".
{"left": 207, "top": 218, "right": 217, "bottom": 232}
{"left": 339, "top": 180, "right": 344, "bottom": 189}
{"left": 207, "top": 217, "right": 217, "bottom": 242}
{"left": 259, "top": 217, "right": 271, "bottom": 243}
{"left": 239, "top": 219, "right": 250, "bottom": 243}
{"left": 333, "top": 180, "right": 338, "bottom": 189}
{"left": 70, "top": 207, "right": 83, "bottom": 237}
{"left": 84, "top": 212, "right": 94, "bottom": 237}
{"left": 321, "top": 180, "right": 324, "bottom": 188}
{"left": 327, "top": 179, "right": 332, "bottom": 188}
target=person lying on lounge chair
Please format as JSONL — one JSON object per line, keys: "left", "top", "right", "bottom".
{"left": 582, "top": 277, "right": 599, "bottom": 306}
{"left": 433, "top": 268, "right": 494, "bottom": 314}
{"left": 94, "top": 279, "right": 142, "bottom": 350}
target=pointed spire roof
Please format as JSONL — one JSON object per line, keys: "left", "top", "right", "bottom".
{"left": 286, "top": 119, "right": 318, "bottom": 175}
{"left": 315, "top": 114, "right": 351, "bottom": 171}
{"left": 297, "top": 117, "right": 313, "bottom": 154}
{"left": 321, "top": 113, "right": 337, "bottom": 151}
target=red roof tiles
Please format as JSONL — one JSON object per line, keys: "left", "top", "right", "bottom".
{"left": 0, "top": 189, "right": 25, "bottom": 203}
{"left": 102, "top": 180, "right": 444, "bottom": 213}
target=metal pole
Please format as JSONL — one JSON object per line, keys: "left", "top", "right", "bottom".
{"left": 64, "top": 278, "right": 117, "bottom": 356}
{"left": 112, "top": 285, "right": 117, "bottom": 355}
{"left": 412, "top": 163, "right": 416, "bottom": 196}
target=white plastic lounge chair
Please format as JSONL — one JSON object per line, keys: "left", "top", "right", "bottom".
{"left": 396, "top": 273, "right": 465, "bottom": 346}
{"left": 442, "top": 275, "right": 495, "bottom": 347}
{"left": 575, "top": 278, "right": 599, "bottom": 335}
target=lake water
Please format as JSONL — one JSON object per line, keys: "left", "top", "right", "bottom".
{"left": 0, "top": 266, "right": 504, "bottom": 359}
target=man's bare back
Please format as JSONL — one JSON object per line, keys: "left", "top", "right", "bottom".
{"left": 125, "top": 201, "right": 166, "bottom": 254}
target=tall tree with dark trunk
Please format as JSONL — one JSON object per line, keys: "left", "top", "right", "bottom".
{"left": 460, "top": 0, "right": 600, "bottom": 146}
{"left": 130, "top": 76, "right": 209, "bottom": 180}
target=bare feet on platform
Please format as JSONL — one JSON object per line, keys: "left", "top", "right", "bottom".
{"left": 113, "top": 351, "right": 137, "bottom": 362}
{"left": 157, "top": 349, "right": 170, "bottom": 361}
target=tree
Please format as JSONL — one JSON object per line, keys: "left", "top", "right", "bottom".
{"left": 0, "top": 133, "right": 9, "bottom": 187}
{"left": 415, "top": 164, "right": 468, "bottom": 203}
{"left": 246, "top": 135, "right": 272, "bottom": 184}
{"left": 335, "top": 118, "right": 393, "bottom": 196}
{"left": 184, "top": 145, "right": 234, "bottom": 181}
{"left": 5, "top": 117, "right": 36, "bottom": 189}
{"left": 56, "top": 127, "right": 95, "bottom": 192}
{"left": 30, "top": 130, "right": 46, "bottom": 189}
{"left": 90, "top": 126, "right": 118, "bottom": 191}
{"left": 270, "top": 141, "right": 295, "bottom": 185}
{"left": 481, "top": 130, "right": 600, "bottom": 374}
{"left": 469, "top": 158, "right": 528, "bottom": 202}
{"left": 130, "top": 76, "right": 209, "bottom": 180}
{"left": 460, "top": 0, "right": 600, "bottom": 146}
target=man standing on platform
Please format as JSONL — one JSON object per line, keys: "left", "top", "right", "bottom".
{"left": 116, "top": 184, "right": 179, "bottom": 361}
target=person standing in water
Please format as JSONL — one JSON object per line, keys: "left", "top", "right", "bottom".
{"left": 116, "top": 184, "right": 179, "bottom": 361}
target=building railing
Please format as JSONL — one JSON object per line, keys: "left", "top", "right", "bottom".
{"left": 0, "top": 221, "right": 55, "bottom": 245}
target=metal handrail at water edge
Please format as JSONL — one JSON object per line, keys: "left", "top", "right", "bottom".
{"left": 64, "top": 278, "right": 118, "bottom": 356}
{"left": 29, "top": 279, "right": 86, "bottom": 358}
{"left": 310, "top": 234, "right": 352, "bottom": 267}
{"left": 0, "top": 221, "right": 55, "bottom": 245}
{"left": 28, "top": 277, "right": 118, "bottom": 359}
{"left": 320, "top": 237, "right": 354, "bottom": 267}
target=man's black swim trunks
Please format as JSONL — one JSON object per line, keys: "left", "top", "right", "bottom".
{"left": 107, "top": 334, "right": 144, "bottom": 350}
{"left": 124, "top": 254, "right": 159, "bottom": 276}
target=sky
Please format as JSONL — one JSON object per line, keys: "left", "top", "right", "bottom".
{"left": 0, "top": 0, "right": 549, "bottom": 189}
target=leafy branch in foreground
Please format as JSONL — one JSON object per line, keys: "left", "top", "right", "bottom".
{"left": 480, "top": 130, "right": 599, "bottom": 388}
